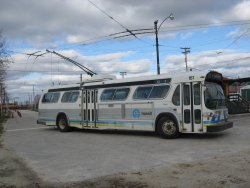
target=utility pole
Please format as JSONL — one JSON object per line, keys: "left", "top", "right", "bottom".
{"left": 120, "top": 72, "right": 127, "bottom": 79}
{"left": 33, "top": 85, "right": 35, "bottom": 110}
{"left": 109, "top": 14, "right": 174, "bottom": 76}
{"left": 181, "top": 47, "right": 190, "bottom": 72}
{"left": 80, "top": 74, "right": 83, "bottom": 83}
{"left": 154, "top": 20, "right": 160, "bottom": 75}
{"left": 154, "top": 14, "right": 174, "bottom": 75}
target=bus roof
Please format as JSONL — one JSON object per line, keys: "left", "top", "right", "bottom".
{"left": 45, "top": 71, "right": 222, "bottom": 92}
{"left": 83, "top": 71, "right": 209, "bottom": 87}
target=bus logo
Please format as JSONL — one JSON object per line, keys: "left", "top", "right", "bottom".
{"left": 132, "top": 109, "right": 141, "bottom": 118}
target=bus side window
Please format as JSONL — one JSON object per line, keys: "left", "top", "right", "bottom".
{"left": 91, "top": 91, "right": 94, "bottom": 103}
{"left": 194, "top": 84, "right": 201, "bottom": 105}
{"left": 101, "top": 89, "right": 116, "bottom": 101}
{"left": 149, "top": 85, "right": 170, "bottom": 99}
{"left": 51, "top": 92, "right": 60, "bottom": 103}
{"left": 61, "top": 92, "right": 71, "bottom": 103}
{"left": 113, "top": 88, "right": 130, "bottom": 100}
{"left": 172, "top": 85, "right": 180, "bottom": 106}
{"left": 87, "top": 91, "right": 90, "bottom": 103}
{"left": 183, "top": 85, "right": 190, "bottom": 105}
{"left": 95, "top": 91, "right": 98, "bottom": 103}
{"left": 133, "top": 86, "right": 152, "bottom": 99}
{"left": 69, "top": 91, "right": 79, "bottom": 103}
{"left": 83, "top": 92, "right": 86, "bottom": 103}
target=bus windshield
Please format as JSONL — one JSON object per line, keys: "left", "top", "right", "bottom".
{"left": 204, "top": 82, "right": 225, "bottom": 109}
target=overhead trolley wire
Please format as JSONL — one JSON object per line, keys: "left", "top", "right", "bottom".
{"left": 88, "top": 0, "right": 153, "bottom": 46}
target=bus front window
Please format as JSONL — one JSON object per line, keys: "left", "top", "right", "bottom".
{"left": 204, "top": 82, "right": 225, "bottom": 109}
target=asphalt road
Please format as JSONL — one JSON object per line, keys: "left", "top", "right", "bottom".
{"left": 3, "top": 110, "right": 250, "bottom": 183}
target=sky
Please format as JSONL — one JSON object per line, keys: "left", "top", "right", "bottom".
{"left": 1, "top": 0, "right": 250, "bottom": 103}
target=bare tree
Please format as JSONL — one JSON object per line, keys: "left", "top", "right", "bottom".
{"left": 0, "top": 30, "right": 11, "bottom": 116}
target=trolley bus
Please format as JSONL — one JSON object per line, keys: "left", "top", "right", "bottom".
{"left": 37, "top": 71, "right": 233, "bottom": 138}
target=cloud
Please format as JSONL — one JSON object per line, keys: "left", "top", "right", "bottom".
{"left": 1, "top": 0, "right": 249, "bottom": 48}
{"left": 226, "top": 0, "right": 250, "bottom": 20}
{"left": 180, "top": 32, "right": 193, "bottom": 40}
{"left": 163, "top": 50, "right": 250, "bottom": 77}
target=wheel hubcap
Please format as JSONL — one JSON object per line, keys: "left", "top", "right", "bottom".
{"left": 58, "top": 119, "right": 66, "bottom": 130}
{"left": 162, "top": 120, "right": 176, "bottom": 135}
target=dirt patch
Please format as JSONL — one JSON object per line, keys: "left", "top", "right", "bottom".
{"left": 43, "top": 150, "right": 250, "bottom": 188}
{"left": 0, "top": 147, "right": 43, "bottom": 188}
{"left": 1, "top": 147, "right": 250, "bottom": 188}
{"left": 109, "top": 150, "right": 250, "bottom": 188}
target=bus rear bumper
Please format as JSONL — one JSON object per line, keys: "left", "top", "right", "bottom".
{"left": 206, "top": 121, "right": 233, "bottom": 132}
{"left": 37, "top": 119, "right": 47, "bottom": 125}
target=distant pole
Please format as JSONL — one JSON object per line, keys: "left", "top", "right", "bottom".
{"left": 181, "top": 47, "right": 190, "bottom": 72}
{"left": 120, "top": 72, "right": 127, "bottom": 79}
{"left": 80, "top": 74, "right": 83, "bottom": 83}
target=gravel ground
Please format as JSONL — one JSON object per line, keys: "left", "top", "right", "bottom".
{"left": 1, "top": 111, "right": 250, "bottom": 188}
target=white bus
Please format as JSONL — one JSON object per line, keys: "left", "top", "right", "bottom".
{"left": 37, "top": 71, "right": 233, "bottom": 138}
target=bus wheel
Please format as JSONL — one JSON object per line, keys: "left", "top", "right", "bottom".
{"left": 57, "top": 115, "right": 71, "bottom": 132}
{"left": 157, "top": 117, "right": 180, "bottom": 139}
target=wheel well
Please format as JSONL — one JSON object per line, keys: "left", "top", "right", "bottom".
{"left": 155, "top": 113, "right": 178, "bottom": 132}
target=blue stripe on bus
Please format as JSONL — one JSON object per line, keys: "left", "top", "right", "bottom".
{"left": 40, "top": 118, "right": 153, "bottom": 126}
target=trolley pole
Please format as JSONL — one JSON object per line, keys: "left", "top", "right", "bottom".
{"left": 80, "top": 74, "right": 83, "bottom": 83}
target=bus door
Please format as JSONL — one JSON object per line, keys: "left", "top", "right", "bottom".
{"left": 82, "top": 90, "right": 98, "bottom": 127}
{"left": 182, "top": 82, "right": 202, "bottom": 132}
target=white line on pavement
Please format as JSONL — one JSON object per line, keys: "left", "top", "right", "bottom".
{"left": 6, "top": 127, "right": 49, "bottom": 132}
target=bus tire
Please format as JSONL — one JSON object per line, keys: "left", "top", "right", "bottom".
{"left": 157, "top": 117, "right": 180, "bottom": 139}
{"left": 57, "top": 115, "right": 71, "bottom": 132}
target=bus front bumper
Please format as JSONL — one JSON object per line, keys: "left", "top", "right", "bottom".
{"left": 206, "top": 121, "right": 233, "bottom": 132}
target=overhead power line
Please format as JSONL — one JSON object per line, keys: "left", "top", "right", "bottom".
{"left": 222, "top": 28, "right": 250, "bottom": 51}
{"left": 88, "top": 0, "right": 148, "bottom": 44}
{"left": 160, "top": 20, "right": 250, "bottom": 33}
